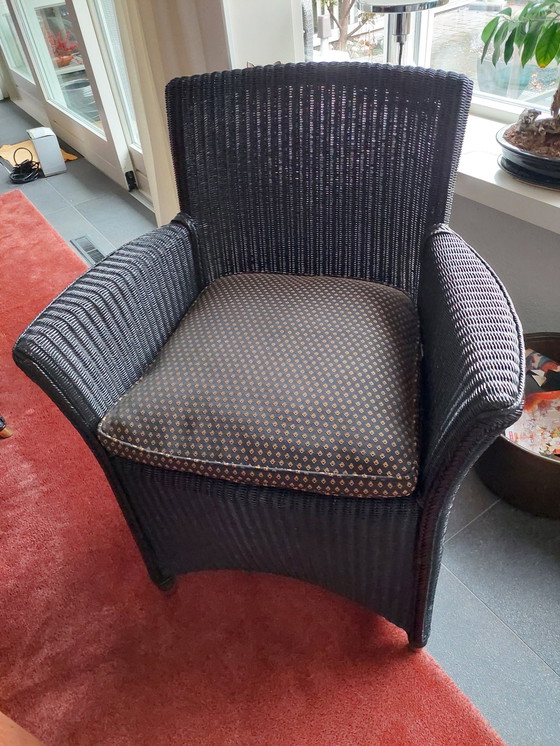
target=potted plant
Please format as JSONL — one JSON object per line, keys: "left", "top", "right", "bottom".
{"left": 481, "top": 0, "right": 560, "bottom": 183}
{"left": 46, "top": 29, "right": 78, "bottom": 68}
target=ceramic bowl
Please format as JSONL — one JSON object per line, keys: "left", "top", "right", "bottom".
{"left": 476, "top": 332, "right": 560, "bottom": 519}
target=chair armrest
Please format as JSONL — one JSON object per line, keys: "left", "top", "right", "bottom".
{"left": 418, "top": 225, "right": 524, "bottom": 507}
{"left": 13, "top": 217, "right": 201, "bottom": 435}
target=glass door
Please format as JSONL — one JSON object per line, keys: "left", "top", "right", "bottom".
{"left": 0, "top": 0, "right": 45, "bottom": 120}
{"left": 88, "top": 0, "right": 149, "bottom": 197}
{"left": 26, "top": 2, "right": 105, "bottom": 128}
{"left": 0, "top": 0, "right": 32, "bottom": 79}
{"left": 8, "top": 0, "right": 136, "bottom": 188}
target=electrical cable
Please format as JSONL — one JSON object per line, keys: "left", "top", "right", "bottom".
{"left": 9, "top": 147, "right": 42, "bottom": 184}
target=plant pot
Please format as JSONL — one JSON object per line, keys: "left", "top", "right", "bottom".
{"left": 55, "top": 55, "right": 73, "bottom": 68}
{"left": 496, "top": 125, "right": 560, "bottom": 188}
{"left": 62, "top": 78, "right": 99, "bottom": 123}
{"left": 476, "top": 332, "right": 560, "bottom": 519}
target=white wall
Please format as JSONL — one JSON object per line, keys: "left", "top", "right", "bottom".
{"left": 119, "top": 0, "right": 304, "bottom": 223}
{"left": 222, "top": 0, "right": 304, "bottom": 68}
{"left": 450, "top": 195, "right": 560, "bottom": 333}
{"left": 117, "top": 0, "right": 232, "bottom": 224}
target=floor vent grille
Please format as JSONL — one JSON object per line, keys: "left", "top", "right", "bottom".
{"left": 70, "top": 235, "right": 105, "bottom": 266}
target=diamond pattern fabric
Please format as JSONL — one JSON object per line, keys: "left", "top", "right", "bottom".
{"left": 98, "top": 273, "right": 420, "bottom": 497}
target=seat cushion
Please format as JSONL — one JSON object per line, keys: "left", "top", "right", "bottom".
{"left": 98, "top": 273, "right": 420, "bottom": 498}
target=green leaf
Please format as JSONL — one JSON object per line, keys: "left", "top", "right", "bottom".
{"left": 491, "top": 20, "right": 510, "bottom": 65}
{"left": 518, "top": 1, "right": 548, "bottom": 20}
{"left": 514, "top": 22, "right": 527, "bottom": 48}
{"left": 520, "top": 22, "right": 541, "bottom": 66}
{"left": 534, "top": 22, "right": 560, "bottom": 66}
{"left": 481, "top": 36, "right": 494, "bottom": 62}
{"left": 519, "top": 0, "right": 556, "bottom": 18}
{"left": 481, "top": 16, "right": 500, "bottom": 44}
{"left": 504, "top": 29, "right": 517, "bottom": 64}
{"left": 498, "top": 6, "right": 513, "bottom": 16}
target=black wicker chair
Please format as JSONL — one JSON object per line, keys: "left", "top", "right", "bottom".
{"left": 13, "top": 63, "right": 524, "bottom": 648}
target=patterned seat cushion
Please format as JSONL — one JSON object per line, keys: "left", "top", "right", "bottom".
{"left": 98, "top": 273, "right": 420, "bottom": 498}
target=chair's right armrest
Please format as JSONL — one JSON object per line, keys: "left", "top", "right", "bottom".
{"left": 412, "top": 225, "right": 524, "bottom": 644}
{"left": 418, "top": 225, "right": 525, "bottom": 504}
{"left": 13, "top": 216, "right": 202, "bottom": 437}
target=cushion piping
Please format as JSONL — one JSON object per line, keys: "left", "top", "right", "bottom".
{"left": 98, "top": 425, "right": 418, "bottom": 483}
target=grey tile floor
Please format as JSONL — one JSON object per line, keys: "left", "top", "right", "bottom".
{"left": 2, "top": 98, "right": 559, "bottom": 745}
{"left": 0, "top": 100, "right": 155, "bottom": 257}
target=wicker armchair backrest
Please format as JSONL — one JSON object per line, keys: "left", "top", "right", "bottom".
{"left": 166, "top": 62, "right": 472, "bottom": 298}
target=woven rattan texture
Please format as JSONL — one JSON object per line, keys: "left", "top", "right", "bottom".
{"left": 112, "top": 457, "right": 420, "bottom": 631}
{"left": 14, "top": 224, "right": 200, "bottom": 430}
{"left": 419, "top": 227, "right": 524, "bottom": 499}
{"left": 13, "top": 64, "right": 524, "bottom": 646}
{"left": 99, "top": 273, "right": 420, "bottom": 497}
{"left": 412, "top": 226, "right": 524, "bottom": 641}
{"left": 166, "top": 63, "right": 472, "bottom": 299}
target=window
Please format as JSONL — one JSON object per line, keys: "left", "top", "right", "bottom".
{"left": 0, "top": 0, "right": 32, "bottom": 79}
{"left": 428, "top": 0, "right": 558, "bottom": 111}
{"left": 92, "top": 0, "right": 141, "bottom": 147}
{"left": 309, "top": 0, "right": 558, "bottom": 114}
{"left": 15, "top": 0, "right": 104, "bottom": 129}
{"left": 311, "top": 1, "right": 385, "bottom": 64}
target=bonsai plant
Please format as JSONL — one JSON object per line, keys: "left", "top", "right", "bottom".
{"left": 481, "top": 0, "right": 560, "bottom": 161}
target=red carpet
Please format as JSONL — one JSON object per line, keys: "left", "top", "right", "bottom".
{"left": 0, "top": 190, "right": 504, "bottom": 746}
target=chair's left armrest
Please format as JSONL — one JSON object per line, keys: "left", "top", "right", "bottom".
{"left": 13, "top": 218, "right": 201, "bottom": 437}
{"left": 418, "top": 225, "right": 525, "bottom": 508}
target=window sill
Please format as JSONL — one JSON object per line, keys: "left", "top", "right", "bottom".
{"left": 456, "top": 115, "right": 560, "bottom": 236}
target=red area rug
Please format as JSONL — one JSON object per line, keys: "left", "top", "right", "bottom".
{"left": 0, "top": 190, "right": 503, "bottom": 746}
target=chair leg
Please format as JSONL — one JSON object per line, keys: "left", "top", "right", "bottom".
{"left": 407, "top": 633, "right": 427, "bottom": 651}
{"left": 153, "top": 573, "right": 176, "bottom": 593}
{"left": 0, "top": 416, "right": 13, "bottom": 438}
{"left": 101, "top": 458, "right": 177, "bottom": 596}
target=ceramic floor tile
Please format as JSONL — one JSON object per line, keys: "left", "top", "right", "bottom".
{"left": 428, "top": 566, "right": 560, "bottom": 746}
{"left": 0, "top": 173, "right": 68, "bottom": 215}
{"left": 0, "top": 162, "right": 15, "bottom": 193}
{"left": 444, "top": 499, "right": 560, "bottom": 674}
{"left": 0, "top": 118, "right": 33, "bottom": 147}
{"left": 445, "top": 468, "right": 499, "bottom": 542}
{"left": 76, "top": 192, "right": 156, "bottom": 247}
{"left": 0, "top": 105, "right": 41, "bottom": 146}
{"left": 46, "top": 206, "right": 115, "bottom": 258}
{"left": 0, "top": 99, "right": 16, "bottom": 119}
{"left": 0, "top": 99, "right": 37, "bottom": 122}
{"left": 48, "top": 157, "right": 122, "bottom": 206}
